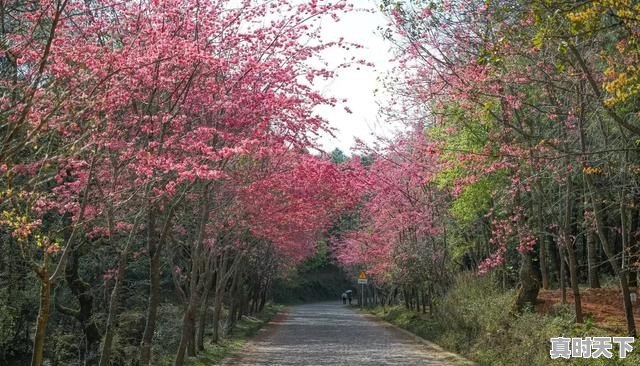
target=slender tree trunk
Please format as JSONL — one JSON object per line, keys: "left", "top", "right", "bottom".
{"left": 196, "top": 272, "right": 215, "bottom": 351}
{"left": 140, "top": 247, "right": 161, "bottom": 365}
{"left": 174, "top": 302, "right": 196, "bottom": 366}
{"left": 211, "top": 290, "right": 224, "bottom": 344}
{"left": 577, "top": 82, "right": 599, "bottom": 291}
{"left": 211, "top": 252, "right": 232, "bottom": 344}
{"left": 30, "top": 152, "right": 97, "bottom": 366}
{"left": 586, "top": 228, "right": 601, "bottom": 288}
{"left": 536, "top": 186, "right": 550, "bottom": 290}
{"left": 563, "top": 177, "right": 583, "bottom": 323}
{"left": 427, "top": 285, "right": 433, "bottom": 316}
{"left": 31, "top": 274, "right": 51, "bottom": 366}
{"left": 141, "top": 189, "right": 183, "bottom": 365}
{"left": 259, "top": 282, "right": 268, "bottom": 312}
{"left": 629, "top": 206, "right": 640, "bottom": 288}
{"left": 565, "top": 246, "right": 583, "bottom": 322}
{"left": 225, "top": 269, "right": 242, "bottom": 337}
{"left": 54, "top": 250, "right": 100, "bottom": 366}
{"left": 560, "top": 252, "right": 567, "bottom": 304}
{"left": 176, "top": 185, "right": 210, "bottom": 365}
{"left": 98, "top": 250, "right": 129, "bottom": 366}
{"left": 587, "top": 176, "right": 637, "bottom": 336}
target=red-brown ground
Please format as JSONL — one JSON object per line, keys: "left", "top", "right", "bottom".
{"left": 537, "top": 287, "right": 640, "bottom": 332}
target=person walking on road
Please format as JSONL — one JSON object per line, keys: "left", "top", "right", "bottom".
{"left": 347, "top": 290, "right": 352, "bottom": 305}
{"left": 341, "top": 292, "right": 347, "bottom": 304}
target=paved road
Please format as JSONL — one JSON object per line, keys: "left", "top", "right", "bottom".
{"left": 223, "top": 303, "right": 473, "bottom": 366}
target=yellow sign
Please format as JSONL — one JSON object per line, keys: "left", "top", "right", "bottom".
{"left": 358, "top": 271, "right": 367, "bottom": 280}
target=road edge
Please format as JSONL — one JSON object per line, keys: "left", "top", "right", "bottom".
{"left": 354, "top": 307, "right": 477, "bottom": 366}
{"left": 218, "top": 307, "right": 289, "bottom": 366}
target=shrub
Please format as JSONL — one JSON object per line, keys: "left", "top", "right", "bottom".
{"left": 373, "top": 273, "right": 640, "bottom": 365}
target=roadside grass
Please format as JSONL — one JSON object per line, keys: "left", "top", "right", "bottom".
{"left": 157, "top": 304, "right": 282, "bottom": 366}
{"left": 365, "top": 274, "right": 640, "bottom": 366}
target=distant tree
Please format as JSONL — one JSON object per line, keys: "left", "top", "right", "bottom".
{"left": 330, "top": 148, "right": 348, "bottom": 164}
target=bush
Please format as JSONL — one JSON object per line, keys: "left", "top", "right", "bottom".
{"left": 49, "top": 332, "right": 81, "bottom": 366}
{"left": 0, "top": 284, "right": 37, "bottom": 364}
{"left": 152, "top": 304, "right": 184, "bottom": 364}
{"left": 372, "top": 273, "right": 640, "bottom": 365}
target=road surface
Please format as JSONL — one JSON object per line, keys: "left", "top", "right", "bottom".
{"left": 223, "top": 303, "right": 473, "bottom": 365}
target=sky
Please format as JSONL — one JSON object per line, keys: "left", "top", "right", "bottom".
{"left": 311, "top": 0, "right": 400, "bottom": 154}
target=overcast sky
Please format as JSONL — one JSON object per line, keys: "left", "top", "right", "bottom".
{"left": 311, "top": 0, "right": 399, "bottom": 154}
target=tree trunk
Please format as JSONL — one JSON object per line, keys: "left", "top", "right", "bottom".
{"left": 629, "top": 206, "right": 639, "bottom": 288}
{"left": 211, "top": 290, "right": 224, "bottom": 344}
{"left": 515, "top": 250, "right": 540, "bottom": 311}
{"left": 55, "top": 250, "right": 100, "bottom": 365}
{"left": 175, "top": 185, "right": 210, "bottom": 365}
{"left": 536, "top": 187, "right": 550, "bottom": 290}
{"left": 225, "top": 269, "right": 242, "bottom": 337}
{"left": 587, "top": 176, "right": 637, "bottom": 336}
{"left": 560, "top": 252, "right": 567, "bottom": 304}
{"left": 174, "top": 302, "right": 196, "bottom": 366}
{"left": 30, "top": 275, "right": 51, "bottom": 366}
{"left": 98, "top": 208, "right": 145, "bottom": 366}
{"left": 259, "top": 283, "right": 268, "bottom": 312}
{"left": 586, "top": 228, "right": 601, "bottom": 288}
{"left": 565, "top": 245, "right": 583, "bottom": 323}
{"left": 514, "top": 189, "right": 540, "bottom": 312}
{"left": 140, "top": 248, "right": 162, "bottom": 365}
{"left": 141, "top": 193, "right": 182, "bottom": 365}
{"left": 211, "top": 253, "right": 232, "bottom": 344}
{"left": 563, "top": 177, "right": 583, "bottom": 323}
{"left": 196, "top": 272, "right": 215, "bottom": 351}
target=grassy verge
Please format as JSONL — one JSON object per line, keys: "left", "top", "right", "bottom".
{"left": 169, "top": 304, "right": 282, "bottom": 366}
{"left": 365, "top": 274, "right": 640, "bottom": 366}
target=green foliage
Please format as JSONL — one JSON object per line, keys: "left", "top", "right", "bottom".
{"left": 182, "top": 304, "right": 282, "bottom": 366}
{"left": 330, "top": 148, "right": 348, "bottom": 164}
{"left": 0, "top": 288, "right": 30, "bottom": 360}
{"left": 271, "top": 262, "right": 352, "bottom": 304}
{"left": 0, "top": 263, "right": 38, "bottom": 362}
{"left": 152, "top": 305, "right": 185, "bottom": 364}
{"left": 300, "top": 241, "right": 330, "bottom": 270}
{"left": 450, "top": 177, "right": 496, "bottom": 224}
{"left": 49, "top": 332, "right": 80, "bottom": 366}
{"left": 369, "top": 274, "right": 640, "bottom": 366}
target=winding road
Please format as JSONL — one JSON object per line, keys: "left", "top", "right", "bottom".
{"left": 223, "top": 303, "right": 474, "bottom": 365}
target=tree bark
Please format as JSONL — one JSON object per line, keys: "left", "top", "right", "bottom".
{"left": 196, "top": 272, "right": 215, "bottom": 351}
{"left": 98, "top": 252, "right": 128, "bottom": 366}
{"left": 586, "top": 227, "right": 601, "bottom": 288}
{"left": 30, "top": 273, "right": 51, "bottom": 366}
{"left": 175, "top": 184, "right": 210, "bottom": 366}
{"left": 140, "top": 244, "right": 162, "bottom": 365}
{"left": 587, "top": 175, "right": 637, "bottom": 336}
{"left": 174, "top": 303, "right": 196, "bottom": 366}
{"left": 563, "top": 177, "right": 583, "bottom": 323}
{"left": 515, "top": 250, "right": 540, "bottom": 311}
{"left": 98, "top": 208, "right": 143, "bottom": 366}
{"left": 211, "top": 287, "right": 224, "bottom": 344}
{"left": 536, "top": 185, "right": 550, "bottom": 290}
{"left": 629, "top": 206, "right": 640, "bottom": 288}
{"left": 55, "top": 250, "right": 100, "bottom": 365}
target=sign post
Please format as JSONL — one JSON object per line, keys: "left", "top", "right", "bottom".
{"left": 357, "top": 271, "right": 368, "bottom": 309}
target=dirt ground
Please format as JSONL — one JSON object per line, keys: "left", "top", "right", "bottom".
{"left": 537, "top": 287, "right": 640, "bottom": 332}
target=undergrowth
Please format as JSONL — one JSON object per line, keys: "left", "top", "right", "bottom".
{"left": 157, "top": 304, "right": 282, "bottom": 366}
{"left": 368, "top": 274, "right": 640, "bottom": 366}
